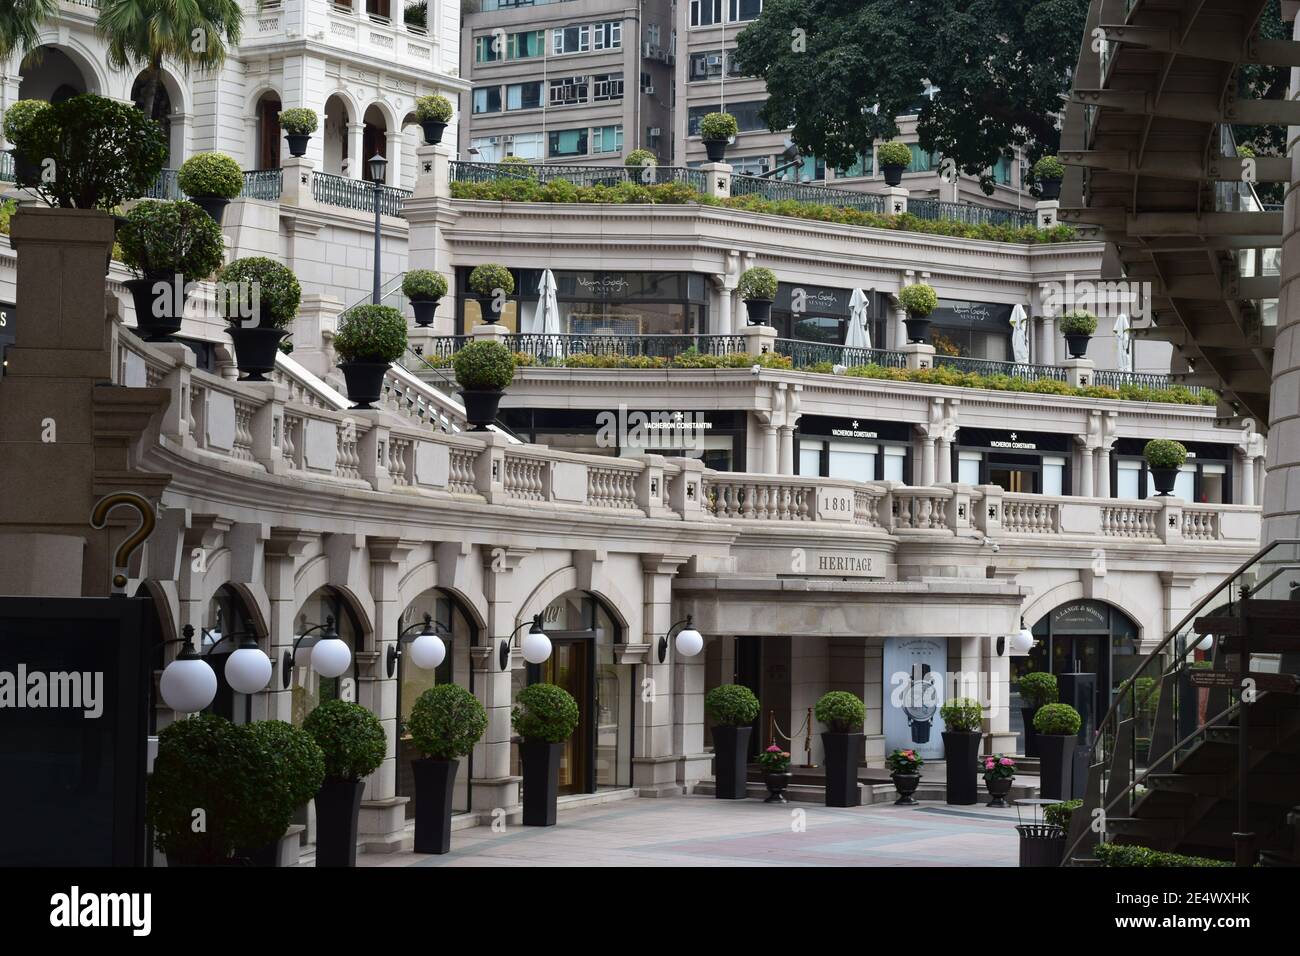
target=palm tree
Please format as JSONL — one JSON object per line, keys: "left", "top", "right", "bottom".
{"left": 0, "top": 0, "right": 57, "bottom": 64}
{"left": 96, "top": 0, "right": 245, "bottom": 121}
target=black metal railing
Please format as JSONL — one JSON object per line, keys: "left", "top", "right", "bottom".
{"left": 450, "top": 161, "right": 707, "bottom": 191}
{"left": 907, "top": 198, "right": 1037, "bottom": 229}
{"left": 932, "top": 354, "right": 1068, "bottom": 381}
{"left": 730, "top": 175, "right": 888, "bottom": 213}
{"left": 772, "top": 338, "right": 907, "bottom": 369}
{"left": 312, "top": 171, "right": 411, "bottom": 217}
{"left": 241, "top": 168, "right": 284, "bottom": 201}
{"left": 144, "top": 168, "right": 181, "bottom": 200}
{"left": 1092, "top": 368, "right": 1213, "bottom": 398}
{"left": 0, "top": 151, "right": 13, "bottom": 183}
{"left": 503, "top": 333, "right": 745, "bottom": 361}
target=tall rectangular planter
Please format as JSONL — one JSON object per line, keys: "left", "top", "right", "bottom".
{"left": 942, "top": 731, "right": 982, "bottom": 805}
{"left": 521, "top": 740, "right": 563, "bottom": 826}
{"left": 314, "top": 779, "right": 364, "bottom": 868}
{"left": 821, "top": 731, "right": 864, "bottom": 807}
{"left": 412, "top": 757, "right": 459, "bottom": 854}
{"left": 711, "top": 725, "right": 752, "bottom": 799}
{"left": 1021, "top": 707, "right": 1040, "bottom": 757}
{"left": 1037, "top": 734, "right": 1076, "bottom": 801}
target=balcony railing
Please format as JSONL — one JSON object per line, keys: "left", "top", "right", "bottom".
{"left": 907, "top": 198, "right": 1037, "bottom": 229}
{"left": 312, "top": 171, "right": 411, "bottom": 217}
{"left": 504, "top": 333, "right": 747, "bottom": 362}
{"left": 730, "top": 176, "right": 888, "bottom": 213}
{"left": 450, "top": 162, "right": 708, "bottom": 191}
{"left": 241, "top": 168, "right": 284, "bottom": 201}
{"left": 774, "top": 338, "right": 906, "bottom": 369}
{"left": 144, "top": 168, "right": 181, "bottom": 200}
{"left": 933, "top": 354, "right": 1067, "bottom": 381}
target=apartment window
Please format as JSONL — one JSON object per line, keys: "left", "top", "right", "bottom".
{"left": 647, "top": 23, "right": 661, "bottom": 47}
{"left": 729, "top": 0, "right": 762, "bottom": 21}
{"left": 549, "top": 76, "right": 588, "bottom": 107}
{"left": 472, "top": 87, "right": 502, "bottom": 114}
{"left": 592, "top": 125, "right": 623, "bottom": 154}
{"left": 474, "top": 35, "right": 501, "bottom": 63}
{"left": 991, "top": 154, "right": 1014, "bottom": 185}
{"left": 505, "top": 82, "right": 543, "bottom": 111}
{"left": 836, "top": 152, "right": 875, "bottom": 178}
{"left": 593, "top": 73, "right": 624, "bottom": 102}
{"left": 508, "top": 30, "right": 546, "bottom": 59}
{"left": 507, "top": 131, "right": 545, "bottom": 160}
{"left": 640, "top": 71, "right": 653, "bottom": 92}
{"left": 471, "top": 137, "right": 502, "bottom": 162}
{"left": 690, "top": 0, "right": 722, "bottom": 26}
{"left": 728, "top": 154, "right": 773, "bottom": 176}
{"left": 549, "top": 127, "right": 588, "bottom": 157}
{"left": 907, "top": 144, "right": 939, "bottom": 172}
{"left": 689, "top": 51, "right": 742, "bottom": 81}
{"left": 553, "top": 24, "right": 590, "bottom": 54}
{"left": 593, "top": 21, "right": 622, "bottom": 50}
{"left": 687, "top": 101, "right": 767, "bottom": 135}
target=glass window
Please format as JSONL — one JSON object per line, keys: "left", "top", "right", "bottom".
{"left": 553, "top": 24, "right": 590, "bottom": 54}
{"left": 471, "top": 137, "right": 501, "bottom": 162}
{"left": 729, "top": 0, "right": 762, "bottom": 20}
{"left": 991, "top": 154, "right": 1014, "bottom": 185}
{"left": 647, "top": 23, "right": 661, "bottom": 47}
{"left": 592, "top": 125, "right": 623, "bottom": 154}
{"left": 593, "top": 20, "right": 621, "bottom": 50}
{"left": 828, "top": 442, "right": 876, "bottom": 482}
{"left": 549, "top": 76, "right": 588, "bottom": 107}
{"left": 1042, "top": 456, "right": 1065, "bottom": 496}
{"left": 506, "top": 82, "right": 543, "bottom": 111}
{"left": 1117, "top": 460, "right": 1141, "bottom": 499}
{"left": 688, "top": 101, "right": 768, "bottom": 136}
{"left": 1200, "top": 462, "right": 1226, "bottom": 504}
{"left": 907, "top": 144, "right": 938, "bottom": 172}
{"left": 548, "top": 127, "right": 588, "bottom": 157}
{"left": 508, "top": 131, "right": 544, "bottom": 160}
{"left": 883, "top": 448, "right": 906, "bottom": 482}
{"left": 508, "top": 29, "right": 546, "bottom": 59}
{"left": 690, "top": 0, "right": 722, "bottom": 26}
{"left": 474, "top": 35, "right": 500, "bottom": 63}
{"left": 799, "top": 440, "right": 821, "bottom": 477}
{"left": 836, "top": 152, "right": 874, "bottom": 178}
{"left": 593, "top": 73, "right": 624, "bottom": 102}
{"left": 472, "top": 87, "right": 502, "bottom": 114}
{"left": 1174, "top": 465, "right": 1195, "bottom": 501}
{"left": 958, "top": 452, "right": 981, "bottom": 486}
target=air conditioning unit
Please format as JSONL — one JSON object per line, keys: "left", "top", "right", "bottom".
{"left": 644, "top": 85, "right": 655, "bottom": 95}
{"left": 643, "top": 42, "right": 659, "bottom": 58}
{"left": 648, "top": 127, "right": 662, "bottom": 138}
{"left": 663, "top": 53, "right": 675, "bottom": 66}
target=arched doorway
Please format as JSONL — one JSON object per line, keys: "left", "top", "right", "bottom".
{"left": 131, "top": 71, "right": 175, "bottom": 167}
{"left": 254, "top": 92, "right": 282, "bottom": 171}
{"left": 394, "top": 589, "right": 478, "bottom": 817}
{"left": 323, "top": 94, "right": 351, "bottom": 175}
{"left": 362, "top": 104, "right": 387, "bottom": 183}
{"left": 199, "top": 584, "right": 262, "bottom": 724}
{"left": 289, "top": 586, "right": 365, "bottom": 725}
{"left": 17, "top": 46, "right": 92, "bottom": 104}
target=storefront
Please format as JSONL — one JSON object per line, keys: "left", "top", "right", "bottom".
{"left": 769, "top": 283, "right": 892, "bottom": 347}
{"left": 795, "top": 416, "right": 912, "bottom": 483}
{"left": 456, "top": 268, "right": 710, "bottom": 335}
{"left": 1111, "top": 439, "right": 1234, "bottom": 503}
{"left": 954, "top": 427, "right": 1072, "bottom": 495}
{"left": 928, "top": 299, "right": 1015, "bottom": 361}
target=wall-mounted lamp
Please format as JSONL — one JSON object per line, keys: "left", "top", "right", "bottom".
{"left": 500, "top": 615, "right": 549, "bottom": 671}
{"left": 158, "top": 624, "right": 274, "bottom": 713}
{"left": 281, "top": 616, "right": 352, "bottom": 689}
{"left": 1008, "top": 616, "right": 1035, "bottom": 657}
{"left": 657, "top": 615, "right": 704, "bottom": 663}
{"left": 386, "top": 613, "right": 450, "bottom": 678}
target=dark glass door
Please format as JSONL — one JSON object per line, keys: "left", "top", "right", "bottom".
{"left": 1050, "top": 633, "right": 1109, "bottom": 729}
{"left": 541, "top": 637, "right": 594, "bottom": 794}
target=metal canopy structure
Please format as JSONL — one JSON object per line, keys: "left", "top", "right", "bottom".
{"left": 1061, "top": 0, "right": 1285, "bottom": 430}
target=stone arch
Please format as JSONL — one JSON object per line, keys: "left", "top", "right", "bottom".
{"left": 396, "top": 559, "right": 488, "bottom": 633}
{"left": 1020, "top": 577, "right": 1156, "bottom": 646}
{"left": 515, "top": 565, "right": 634, "bottom": 633}
{"left": 19, "top": 37, "right": 108, "bottom": 101}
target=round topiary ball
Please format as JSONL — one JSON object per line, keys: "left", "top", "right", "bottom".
{"left": 815, "top": 691, "right": 865, "bottom": 733}
{"left": 704, "top": 683, "right": 760, "bottom": 727}
{"left": 511, "top": 683, "right": 580, "bottom": 742}
{"left": 408, "top": 684, "right": 487, "bottom": 760}
{"left": 1032, "top": 702, "right": 1082, "bottom": 736}
{"left": 303, "top": 699, "right": 387, "bottom": 782}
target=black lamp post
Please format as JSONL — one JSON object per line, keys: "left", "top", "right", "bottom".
{"left": 368, "top": 152, "right": 388, "bottom": 304}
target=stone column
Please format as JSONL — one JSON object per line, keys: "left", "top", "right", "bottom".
{"left": 699, "top": 162, "right": 733, "bottom": 198}
{"left": 1096, "top": 442, "right": 1112, "bottom": 498}
{"left": 717, "top": 284, "right": 734, "bottom": 335}
{"left": 1242, "top": 451, "right": 1257, "bottom": 506}
{"left": 347, "top": 122, "right": 365, "bottom": 179}
{"left": 920, "top": 434, "right": 936, "bottom": 486}
{"left": 763, "top": 421, "right": 778, "bottom": 474}
{"left": 385, "top": 130, "right": 403, "bottom": 187}
{"left": 636, "top": 555, "right": 690, "bottom": 796}
{"left": 1077, "top": 438, "right": 1095, "bottom": 498}
{"left": 981, "top": 637, "right": 1016, "bottom": 755}
{"left": 264, "top": 529, "right": 319, "bottom": 723}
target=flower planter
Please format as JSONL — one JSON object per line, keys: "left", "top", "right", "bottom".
{"left": 227, "top": 326, "right": 288, "bottom": 381}
{"left": 763, "top": 772, "right": 792, "bottom": 804}
{"left": 1064, "top": 333, "right": 1091, "bottom": 359}
{"left": 821, "top": 731, "right": 864, "bottom": 807}
{"left": 1016, "top": 823, "right": 1065, "bottom": 867}
{"left": 882, "top": 163, "right": 906, "bottom": 187}
{"left": 1150, "top": 466, "right": 1179, "bottom": 496}
{"left": 286, "top": 133, "right": 311, "bottom": 158}
{"left": 941, "top": 730, "right": 982, "bottom": 805}
{"left": 412, "top": 757, "right": 459, "bottom": 854}
{"left": 1021, "top": 706, "right": 1040, "bottom": 757}
{"left": 744, "top": 297, "right": 773, "bottom": 326}
{"left": 339, "top": 360, "right": 390, "bottom": 409}
{"left": 460, "top": 387, "right": 504, "bottom": 431}
{"left": 474, "top": 293, "right": 500, "bottom": 321}
{"left": 421, "top": 120, "right": 447, "bottom": 146}
{"left": 411, "top": 296, "right": 440, "bottom": 328}
{"left": 1037, "top": 734, "right": 1076, "bottom": 801}
{"left": 520, "top": 739, "right": 563, "bottom": 826}
{"left": 711, "top": 725, "right": 752, "bottom": 799}
{"left": 903, "top": 317, "right": 931, "bottom": 344}
{"left": 891, "top": 772, "right": 921, "bottom": 805}
{"left": 1038, "top": 177, "right": 1062, "bottom": 201}
{"left": 703, "top": 139, "right": 728, "bottom": 163}
{"left": 189, "top": 195, "right": 230, "bottom": 226}
{"left": 313, "top": 778, "right": 364, "bottom": 867}
{"left": 125, "top": 273, "right": 190, "bottom": 342}
{"left": 985, "top": 776, "right": 1013, "bottom": 808}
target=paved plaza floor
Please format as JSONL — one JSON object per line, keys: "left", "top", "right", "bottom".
{"left": 357, "top": 794, "right": 1022, "bottom": 867}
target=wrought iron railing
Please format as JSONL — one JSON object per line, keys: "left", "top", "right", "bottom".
{"left": 503, "top": 333, "right": 745, "bottom": 361}
{"left": 241, "top": 168, "right": 283, "bottom": 201}
{"left": 0, "top": 151, "right": 13, "bottom": 183}
{"left": 730, "top": 175, "right": 887, "bottom": 213}
{"left": 312, "top": 171, "right": 411, "bottom": 216}
{"left": 907, "top": 198, "right": 1037, "bottom": 229}
{"left": 772, "top": 338, "right": 906, "bottom": 369}
{"left": 144, "top": 168, "right": 181, "bottom": 200}
{"left": 449, "top": 161, "right": 707, "bottom": 191}
{"left": 932, "top": 354, "right": 1068, "bottom": 381}
{"left": 1092, "top": 368, "right": 1214, "bottom": 398}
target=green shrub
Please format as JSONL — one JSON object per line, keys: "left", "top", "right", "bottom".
{"left": 511, "top": 683, "right": 580, "bottom": 742}
{"left": 117, "top": 200, "right": 225, "bottom": 279}
{"left": 1134, "top": 676, "right": 1161, "bottom": 715}
{"left": 2, "top": 99, "right": 50, "bottom": 145}
{"left": 408, "top": 684, "right": 487, "bottom": 760}
{"left": 1095, "top": 843, "right": 1230, "bottom": 867}
{"left": 217, "top": 256, "right": 302, "bottom": 329}
{"left": 737, "top": 266, "right": 778, "bottom": 301}
{"left": 885, "top": 748, "right": 924, "bottom": 774}
{"left": 899, "top": 282, "right": 938, "bottom": 318}
{"left": 402, "top": 268, "right": 448, "bottom": 300}
{"left": 940, "top": 697, "right": 983, "bottom": 732}
{"left": 699, "top": 111, "right": 739, "bottom": 141}
{"left": 1144, "top": 438, "right": 1187, "bottom": 470}
{"left": 16, "top": 93, "right": 167, "bottom": 209}
{"left": 415, "top": 94, "right": 454, "bottom": 123}
{"left": 178, "top": 152, "right": 244, "bottom": 199}
{"left": 469, "top": 263, "right": 514, "bottom": 296}
{"left": 705, "top": 684, "right": 760, "bottom": 727}
{"left": 1235, "top": 144, "right": 1255, "bottom": 159}
{"left": 147, "top": 714, "right": 246, "bottom": 863}
{"left": 335, "top": 304, "right": 407, "bottom": 363}
{"left": 231, "top": 720, "right": 325, "bottom": 851}
{"left": 815, "top": 691, "right": 865, "bottom": 733}
{"left": 1019, "top": 672, "right": 1058, "bottom": 708}
{"left": 1044, "top": 798, "right": 1082, "bottom": 829}
{"left": 1032, "top": 155, "right": 1065, "bottom": 180}
{"left": 279, "top": 108, "right": 318, "bottom": 136}
{"left": 0, "top": 200, "right": 15, "bottom": 236}
{"left": 1059, "top": 309, "right": 1098, "bottom": 336}
{"left": 877, "top": 141, "right": 913, "bottom": 168}
{"left": 453, "top": 340, "right": 516, "bottom": 390}
{"left": 1033, "top": 703, "right": 1081, "bottom": 736}
{"left": 302, "top": 699, "right": 387, "bottom": 782}
{"left": 625, "top": 148, "right": 657, "bottom": 167}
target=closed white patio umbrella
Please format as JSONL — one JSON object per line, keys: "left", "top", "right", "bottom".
{"left": 1114, "top": 313, "right": 1133, "bottom": 372}
{"left": 1009, "top": 304, "right": 1030, "bottom": 365}
{"left": 845, "top": 288, "right": 871, "bottom": 351}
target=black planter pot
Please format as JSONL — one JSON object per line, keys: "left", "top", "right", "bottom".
{"left": 1016, "top": 823, "right": 1065, "bottom": 867}
{"left": 411, "top": 296, "right": 440, "bottom": 327}
{"left": 421, "top": 120, "right": 448, "bottom": 146}
{"left": 190, "top": 195, "right": 230, "bottom": 226}
{"left": 942, "top": 730, "right": 982, "bottom": 805}
{"left": 339, "top": 360, "right": 390, "bottom": 409}
{"left": 882, "top": 163, "right": 906, "bottom": 187}
{"left": 412, "top": 757, "right": 459, "bottom": 854}
{"left": 744, "top": 297, "right": 773, "bottom": 326}
{"left": 821, "top": 731, "right": 864, "bottom": 807}
{"left": 125, "top": 274, "right": 190, "bottom": 342}
{"left": 1037, "top": 734, "right": 1076, "bottom": 801}
{"left": 703, "top": 139, "right": 728, "bottom": 163}
{"left": 985, "top": 775, "right": 1013, "bottom": 808}
{"left": 908, "top": 717, "right": 933, "bottom": 744}
{"left": 286, "top": 133, "right": 311, "bottom": 158}
{"left": 1150, "top": 466, "right": 1179, "bottom": 496}
{"left": 11, "top": 148, "right": 39, "bottom": 188}
{"left": 1021, "top": 706, "right": 1040, "bottom": 757}
{"left": 892, "top": 773, "right": 921, "bottom": 805}
{"left": 520, "top": 740, "right": 563, "bottom": 826}
{"left": 314, "top": 778, "right": 364, "bottom": 867}
{"left": 711, "top": 725, "right": 752, "bottom": 799}
{"left": 904, "top": 316, "right": 931, "bottom": 344}
{"left": 474, "top": 292, "right": 500, "bottom": 322}
{"left": 763, "top": 772, "right": 792, "bottom": 804}
{"left": 1064, "top": 333, "right": 1091, "bottom": 359}
{"left": 460, "top": 387, "right": 504, "bottom": 431}
{"left": 227, "top": 326, "right": 288, "bottom": 381}
{"left": 1039, "top": 177, "right": 1062, "bottom": 201}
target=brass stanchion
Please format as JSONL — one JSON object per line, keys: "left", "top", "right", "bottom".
{"left": 803, "top": 706, "right": 817, "bottom": 768}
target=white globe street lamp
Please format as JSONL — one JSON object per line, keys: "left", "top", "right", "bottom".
{"left": 659, "top": 615, "right": 705, "bottom": 663}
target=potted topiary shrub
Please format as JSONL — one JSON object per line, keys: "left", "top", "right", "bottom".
{"left": 1059, "top": 309, "right": 1097, "bottom": 359}
{"left": 177, "top": 151, "right": 244, "bottom": 225}
{"left": 148, "top": 713, "right": 245, "bottom": 866}
{"left": 511, "top": 682, "right": 580, "bottom": 826}
{"left": 2, "top": 99, "right": 51, "bottom": 188}
{"left": 625, "top": 148, "right": 656, "bottom": 168}
{"left": 1032, "top": 155, "right": 1065, "bottom": 200}
{"left": 117, "top": 199, "right": 225, "bottom": 342}
{"left": 982, "top": 753, "right": 1015, "bottom": 808}
{"left": 939, "top": 697, "right": 983, "bottom": 805}
{"left": 885, "top": 748, "right": 924, "bottom": 805}
{"left": 302, "top": 700, "right": 387, "bottom": 867}
{"left": 402, "top": 269, "right": 448, "bottom": 328}
{"left": 1018, "top": 671, "right": 1058, "bottom": 758}
{"left": 334, "top": 304, "right": 408, "bottom": 408}
{"left": 815, "top": 690, "right": 865, "bottom": 807}
{"left": 468, "top": 263, "right": 514, "bottom": 321}
{"left": 699, "top": 111, "right": 739, "bottom": 163}
{"left": 232, "top": 720, "right": 325, "bottom": 866}
{"left": 218, "top": 256, "right": 302, "bottom": 380}
{"left": 1033, "top": 702, "right": 1081, "bottom": 801}
{"left": 452, "top": 339, "right": 516, "bottom": 430}
{"left": 705, "top": 683, "right": 760, "bottom": 799}
{"left": 407, "top": 683, "right": 487, "bottom": 854}
{"left": 279, "top": 108, "right": 319, "bottom": 157}
{"left": 415, "top": 94, "right": 454, "bottom": 146}
{"left": 899, "top": 282, "right": 938, "bottom": 344}
{"left": 877, "top": 141, "right": 913, "bottom": 187}
{"left": 1144, "top": 439, "right": 1187, "bottom": 496}
{"left": 756, "top": 744, "right": 792, "bottom": 803}
{"left": 737, "top": 266, "right": 778, "bottom": 326}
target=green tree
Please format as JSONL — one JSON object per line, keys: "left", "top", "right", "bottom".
{"left": 0, "top": 0, "right": 57, "bottom": 63}
{"left": 96, "top": 0, "right": 246, "bottom": 123}
{"left": 732, "top": 0, "right": 1089, "bottom": 193}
